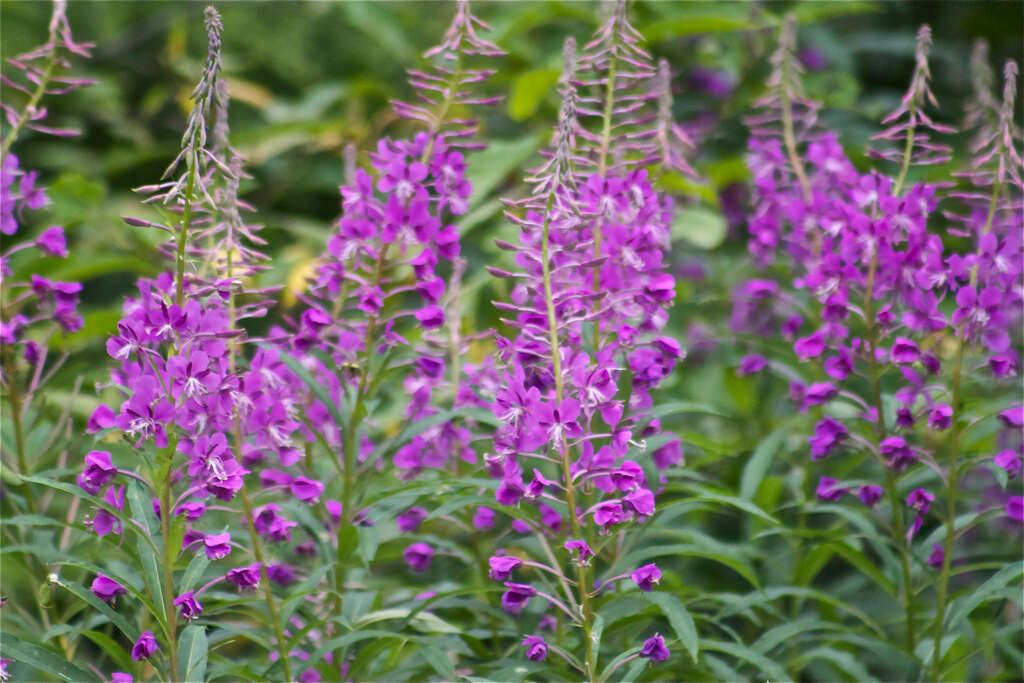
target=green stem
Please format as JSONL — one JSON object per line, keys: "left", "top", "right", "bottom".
{"left": 541, "top": 193, "right": 595, "bottom": 681}
{"left": 0, "top": 39, "right": 58, "bottom": 161}
{"left": 863, "top": 254, "right": 916, "bottom": 653}
{"left": 892, "top": 125, "right": 916, "bottom": 198}
{"left": 591, "top": 44, "right": 618, "bottom": 352}
{"left": 929, "top": 180, "right": 1001, "bottom": 679}
{"left": 240, "top": 489, "right": 293, "bottom": 682}
{"left": 3, "top": 345, "right": 35, "bottom": 514}
{"left": 158, "top": 469, "right": 179, "bottom": 683}
{"left": 779, "top": 50, "right": 812, "bottom": 205}
{"left": 175, "top": 163, "right": 198, "bottom": 307}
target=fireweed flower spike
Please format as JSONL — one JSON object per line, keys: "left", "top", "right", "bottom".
{"left": 925, "top": 58, "right": 1023, "bottom": 680}
{"left": 1, "top": 0, "right": 92, "bottom": 519}
{"left": 485, "top": 2, "right": 687, "bottom": 676}
{"left": 280, "top": 0, "right": 503, "bottom": 674}
{"left": 79, "top": 8, "right": 292, "bottom": 681}
{"left": 742, "top": 18, "right": 1023, "bottom": 668}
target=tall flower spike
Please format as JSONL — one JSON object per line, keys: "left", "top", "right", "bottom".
{"left": 871, "top": 25, "right": 955, "bottom": 193}
{"left": 0, "top": 0, "right": 95, "bottom": 157}
{"left": 393, "top": 0, "right": 505, "bottom": 148}
{"left": 746, "top": 14, "right": 819, "bottom": 203}
{"left": 574, "top": 0, "right": 668, "bottom": 174}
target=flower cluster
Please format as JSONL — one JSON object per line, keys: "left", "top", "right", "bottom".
{"left": 480, "top": 2, "right": 688, "bottom": 672}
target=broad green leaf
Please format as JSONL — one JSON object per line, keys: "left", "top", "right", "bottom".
{"left": 180, "top": 554, "right": 210, "bottom": 593}
{"left": 752, "top": 617, "right": 837, "bottom": 654}
{"left": 674, "top": 484, "right": 780, "bottom": 525}
{"left": 796, "top": 646, "right": 874, "bottom": 681}
{"left": 353, "top": 608, "right": 460, "bottom": 634}
{"left": 651, "top": 400, "right": 729, "bottom": 419}
{"left": 740, "top": 427, "right": 787, "bottom": 500}
{"left": 644, "top": 592, "right": 699, "bottom": 662}
{"left": 702, "top": 639, "right": 788, "bottom": 680}
{"left": 615, "top": 542, "right": 760, "bottom": 589}
{"left": 945, "top": 561, "right": 1024, "bottom": 631}
{"left": 178, "top": 624, "right": 209, "bottom": 683}
{"left": 671, "top": 208, "right": 729, "bottom": 250}
{"left": 508, "top": 68, "right": 560, "bottom": 121}
{"left": 54, "top": 578, "right": 139, "bottom": 642}
{"left": 80, "top": 630, "right": 133, "bottom": 673}
{"left": 465, "top": 135, "right": 542, "bottom": 210}
{"left": 0, "top": 632, "right": 100, "bottom": 682}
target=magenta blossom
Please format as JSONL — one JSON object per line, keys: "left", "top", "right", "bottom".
{"left": 631, "top": 563, "right": 662, "bottom": 592}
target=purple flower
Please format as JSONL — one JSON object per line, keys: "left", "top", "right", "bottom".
{"left": 816, "top": 477, "right": 848, "bottom": 502}
{"left": 473, "top": 506, "right": 495, "bottom": 529}
{"left": 890, "top": 338, "right": 920, "bottom": 364}
{"left": 652, "top": 439, "right": 683, "bottom": 470}
{"left": 565, "top": 539, "right": 594, "bottom": 565}
{"left": 927, "top": 544, "right": 944, "bottom": 568}
{"left": 794, "top": 331, "right": 826, "bottom": 359}
{"left": 203, "top": 532, "right": 232, "bottom": 560}
{"left": 880, "top": 436, "right": 915, "bottom": 470}
{"left": 267, "top": 564, "right": 297, "bottom": 586}
{"left": 624, "top": 488, "right": 655, "bottom": 519}
{"left": 90, "top": 574, "right": 127, "bottom": 602}
{"left": 174, "top": 591, "right": 203, "bottom": 621}
{"left": 858, "top": 485, "right": 883, "bottom": 507}
{"left": 414, "top": 304, "right": 445, "bottom": 330}
{"left": 804, "top": 382, "right": 838, "bottom": 407}
{"left": 737, "top": 354, "right": 767, "bottom": 376}
{"left": 291, "top": 477, "right": 324, "bottom": 504}
{"left": 226, "top": 563, "right": 262, "bottom": 590}
{"left": 488, "top": 555, "right": 522, "bottom": 581}
{"left": 1007, "top": 496, "right": 1024, "bottom": 522}
{"left": 111, "top": 673, "right": 133, "bottom": 683}
{"left": 78, "top": 450, "right": 117, "bottom": 494}
{"left": 397, "top": 506, "right": 428, "bottom": 533}
{"left": 521, "top": 634, "right": 547, "bottom": 662}
{"left": 593, "top": 501, "right": 624, "bottom": 529}
{"left": 994, "top": 450, "right": 1021, "bottom": 478}
{"left": 500, "top": 582, "right": 536, "bottom": 613}
{"left": 92, "top": 485, "right": 125, "bottom": 537}
{"left": 35, "top": 225, "right": 67, "bottom": 257}
{"left": 928, "top": 404, "right": 952, "bottom": 430}
{"left": 131, "top": 631, "right": 158, "bottom": 661}
{"left": 631, "top": 563, "right": 661, "bottom": 592}
{"left": 907, "top": 488, "right": 933, "bottom": 515}
{"left": 809, "top": 417, "right": 847, "bottom": 461}
{"left": 640, "top": 633, "right": 670, "bottom": 662}
{"left": 403, "top": 542, "right": 434, "bottom": 572}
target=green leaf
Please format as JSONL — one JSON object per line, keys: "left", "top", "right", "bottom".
{"left": 702, "top": 639, "right": 788, "bottom": 680}
{"left": 178, "top": 624, "right": 209, "bottom": 683}
{"left": 673, "top": 484, "right": 780, "bottom": 525}
{"left": 615, "top": 541, "right": 760, "bottom": 590}
{"left": 740, "top": 427, "right": 787, "bottom": 500}
{"left": 54, "top": 578, "right": 139, "bottom": 642}
{"left": 650, "top": 400, "right": 729, "bottom": 419}
{"left": 673, "top": 206, "right": 727, "bottom": 249}
{"left": 643, "top": 592, "right": 699, "bottom": 662}
{"left": 0, "top": 632, "right": 100, "bottom": 682}
{"left": 353, "top": 608, "right": 460, "bottom": 634}
{"left": 336, "top": 525, "right": 359, "bottom": 569}
{"left": 180, "top": 554, "right": 210, "bottom": 593}
{"left": 945, "top": 561, "right": 1024, "bottom": 631}
{"left": 508, "top": 69, "right": 560, "bottom": 121}
{"left": 641, "top": 6, "right": 754, "bottom": 41}
{"left": 80, "top": 630, "right": 133, "bottom": 673}
{"left": 590, "top": 612, "right": 605, "bottom": 657}
{"left": 795, "top": 646, "right": 874, "bottom": 681}
{"left": 829, "top": 541, "right": 897, "bottom": 596}
{"left": 465, "top": 135, "right": 542, "bottom": 210}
